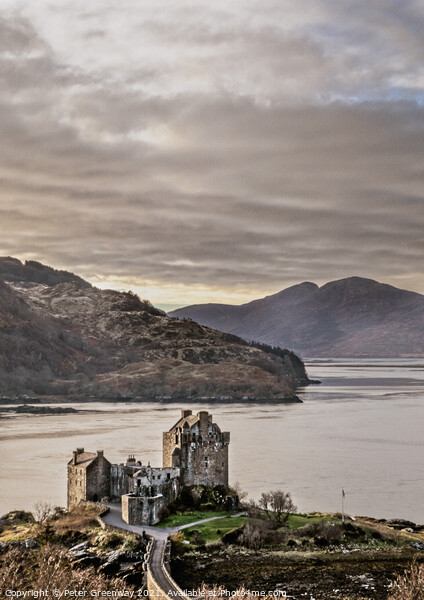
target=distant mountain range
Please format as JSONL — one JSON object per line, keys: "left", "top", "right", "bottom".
{"left": 170, "top": 277, "right": 424, "bottom": 357}
{"left": 0, "top": 257, "right": 308, "bottom": 399}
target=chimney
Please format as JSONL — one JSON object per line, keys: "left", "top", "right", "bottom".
{"left": 76, "top": 448, "right": 84, "bottom": 454}
{"left": 73, "top": 450, "right": 78, "bottom": 465}
{"left": 181, "top": 409, "right": 192, "bottom": 418}
{"left": 198, "top": 411, "right": 209, "bottom": 436}
{"left": 97, "top": 450, "right": 104, "bottom": 459}
{"left": 127, "top": 455, "right": 136, "bottom": 465}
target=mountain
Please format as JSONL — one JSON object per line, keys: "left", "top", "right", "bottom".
{"left": 169, "top": 277, "right": 424, "bottom": 357}
{"left": 0, "top": 256, "right": 91, "bottom": 288}
{"left": 0, "top": 258, "right": 309, "bottom": 399}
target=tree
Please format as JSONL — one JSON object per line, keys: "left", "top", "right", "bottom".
{"left": 33, "top": 501, "right": 55, "bottom": 524}
{"left": 231, "top": 481, "right": 248, "bottom": 504}
{"left": 259, "top": 490, "right": 297, "bottom": 525}
{"left": 259, "top": 492, "right": 272, "bottom": 519}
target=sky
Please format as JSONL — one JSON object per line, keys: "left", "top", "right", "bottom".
{"left": 0, "top": 0, "right": 423, "bottom": 311}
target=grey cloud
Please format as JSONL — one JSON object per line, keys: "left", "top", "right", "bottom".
{"left": 0, "top": 4, "right": 423, "bottom": 303}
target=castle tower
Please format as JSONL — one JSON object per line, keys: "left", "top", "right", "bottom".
{"left": 67, "top": 449, "right": 111, "bottom": 508}
{"left": 163, "top": 410, "right": 230, "bottom": 487}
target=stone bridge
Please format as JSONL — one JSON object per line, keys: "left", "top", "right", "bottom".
{"left": 99, "top": 503, "right": 245, "bottom": 598}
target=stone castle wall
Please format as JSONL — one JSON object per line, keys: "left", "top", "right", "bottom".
{"left": 179, "top": 437, "right": 229, "bottom": 487}
{"left": 163, "top": 411, "right": 230, "bottom": 487}
{"left": 67, "top": 451, "right": 110, "bottom": 508}
{"left": 67, "top": 464, "right": 87, "bottom": 508}
{"left": 86, "top": 454, "right": 111, "bottom": 502}
{"left": 110, "top": 464, "right": 141, "bottom": 499}
{"left": 122, "top": 477, "right": 179, "bottom": 525}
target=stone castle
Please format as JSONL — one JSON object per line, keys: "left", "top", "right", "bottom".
{"left": 67, "top": 410, "right": 230, "bottom": 525}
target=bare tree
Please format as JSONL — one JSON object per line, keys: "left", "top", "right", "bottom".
{"left": 246, "top": 499, "right": 262, "bottom": 519}
{"left": 33, "top": 501, "right": 55, "bottom": 524}
{"left": 231, "top": 481, "right": 248, "bottom": 503}
{"left": 259, "top": 490, "right": 297, "bottom": 525}
{"left": 259, "top": 492, "right": 272, "bottom": 519}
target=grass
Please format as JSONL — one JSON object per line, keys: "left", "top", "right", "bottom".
{"left": 156, "top": 510, "right": 232, "bottom": 528}
{"left": 169, "top": 512, "right": 338, "bottom": 544}
{"left": 92, "top": 530, "right": 141, "bottom": 552}
{"left": 53, "top": 505, "right": 100, "bottom": 533}
{"left": 285, "top": 513, "right": 337, "bottom": 529}
{"left": 0, "top": 523, "right": 37, "bottom": 542}
{"left": 183, "top": 515, "right": 247, "bottom": 544}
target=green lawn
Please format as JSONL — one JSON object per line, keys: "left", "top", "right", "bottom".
{"left": 285, "top": 513, "right": 338, "bottom": 529}
{"left": 183, "top": 515, "right": 247, "bottom": 544}
{"left": 157, "top": 510, "right": 337, "bottom": 535}
{"left": 155, "top": 510, "right": 231, "bottom": 528}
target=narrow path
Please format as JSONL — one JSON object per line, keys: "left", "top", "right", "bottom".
{"left": 173, "top": 512, "right": 246, "bottom": 532}
{"left": 102, "top": 503, "right": 171, "bottom": 538}
{"left": 101, "top": 504, "right": 246, "bottom": 598}
{"left": 103, "top": 503, "right": 245, "bottom": 536}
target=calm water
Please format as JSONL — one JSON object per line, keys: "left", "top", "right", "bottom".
{"left": 1, "top": 359, "right": 423, "bottom": 522}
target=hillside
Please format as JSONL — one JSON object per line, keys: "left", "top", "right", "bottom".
{"left": 0, "top": 258, "right": 309, "bottom": 399}
{"left": 170, "top": 277, "right": 424, "bottom": 357}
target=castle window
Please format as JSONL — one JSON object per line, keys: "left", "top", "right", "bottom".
{"left": 167, "top": 473, "right": 170, "bottom": 480}
{"left": 204, "top": 458, "right": 209, "bottom": 467}
{"left": 175, "top": 434, "right": 178, "bottom": 443}
{"left": 137, "top": 479, "right": 141, "bottom": 486}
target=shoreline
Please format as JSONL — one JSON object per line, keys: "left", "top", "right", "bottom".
{"left": 0, "top": 394, "right": 303, "bottom": 407}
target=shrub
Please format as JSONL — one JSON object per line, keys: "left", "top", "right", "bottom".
{"left": 237, "top": 519, "right": 286, "bottom": 551}
{"left": 192, "top": 531, "right": 206, "bottom": 546}
{"left": 317, "top": 522, "right": 344, "bottom": 545}
{"left": 0, "top": 545, "right": 135, "bottom": 595}
{"left": 198, "top": 584, "right": 275, "bottom": 600}
{"left": 95, "top": 531, "right": 125, "bottom": 550}
{"left": 388, "top": 560, "right": 424, "bottom": 600}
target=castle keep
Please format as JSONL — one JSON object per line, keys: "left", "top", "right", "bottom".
{"left": 67, "top": 410, "right": 230, "bottom": 525}
{"left": 163, "top": 410, "right": 230, "bottom": 487}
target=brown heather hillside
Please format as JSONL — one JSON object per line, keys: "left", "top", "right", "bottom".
{"left": 170, "top": 277, "right": 424, "bottom": 358}
{"left": 0, "top": 258, "right": 309, "bottom": 399}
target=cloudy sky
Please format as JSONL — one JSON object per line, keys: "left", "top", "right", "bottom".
{"left": 1, "top": 0, "right": 423, "bottom": 310}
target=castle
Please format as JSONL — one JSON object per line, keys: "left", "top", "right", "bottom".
{"left": 67, "top": 410, "right": 230, "bottom": 525}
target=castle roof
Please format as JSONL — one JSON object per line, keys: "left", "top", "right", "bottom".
{"left": 68, "top": 448, "right": 109, "bottom": 469}
{"left": 170, "top": 414, "right": 198, "bottom": 431}
{"left": 68, "top": 451, "right": 97, "bottom": 468}
{"left": 169, "top": 410, "right": 217, "bottom": 432}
